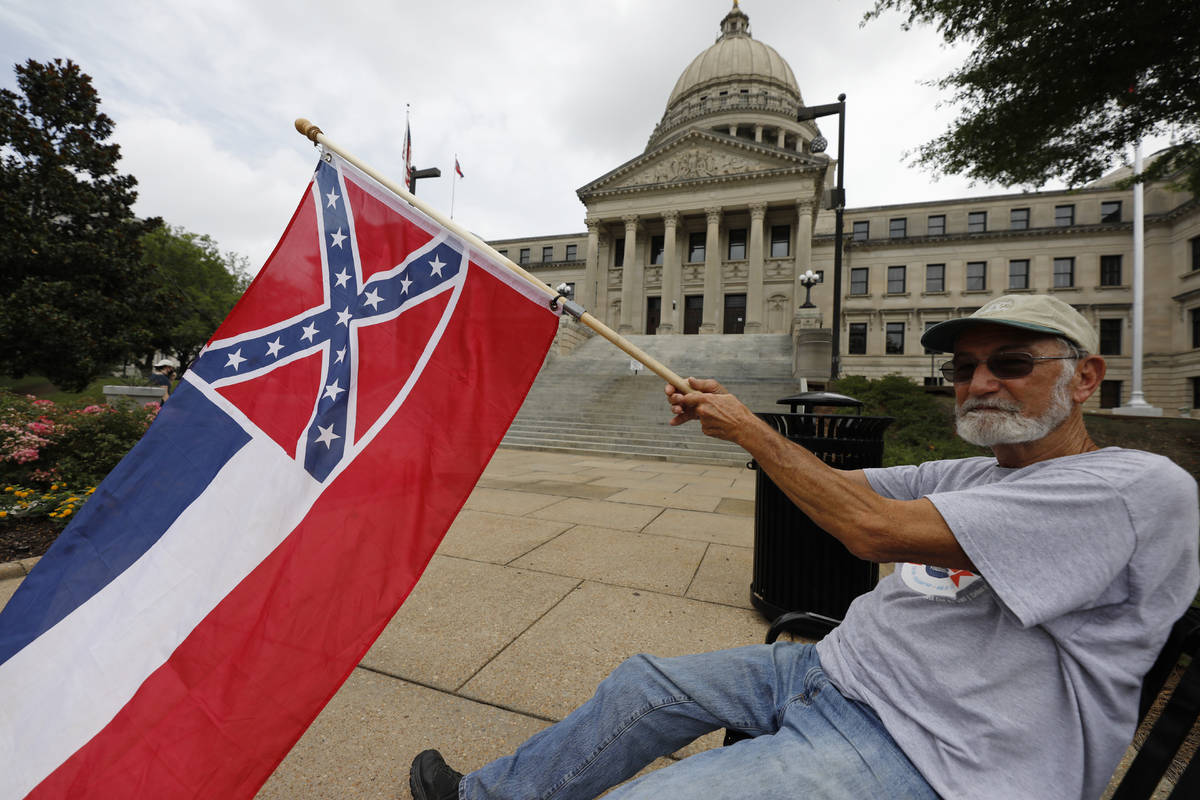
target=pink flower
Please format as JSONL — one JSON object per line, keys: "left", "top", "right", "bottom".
{"left": 31, "top": 399, "right": 54, "bottom": 407}
{"left": 26, "top": 421, "right": 52, "bottom": 434}
{"left": 81, "top": 405, "right": 104, "bottom": 414}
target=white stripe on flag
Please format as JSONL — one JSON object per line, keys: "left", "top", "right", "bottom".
{"left": 0, "top": 437, "right": 317, "bottom": 799}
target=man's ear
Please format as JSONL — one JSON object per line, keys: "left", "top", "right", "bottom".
{"left": 1072, "top": 355, "right": 1106, "bottom": 403}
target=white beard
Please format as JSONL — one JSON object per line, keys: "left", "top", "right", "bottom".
{"left": 955, "top": 368, "right": 1074, "bottom": 446}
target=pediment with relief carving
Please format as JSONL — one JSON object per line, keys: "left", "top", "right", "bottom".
{"left": 579, "top": 130, "right": 821, "bottom": 197}
{"left": 613, "top": 145, "right": 784, "bottom": 188}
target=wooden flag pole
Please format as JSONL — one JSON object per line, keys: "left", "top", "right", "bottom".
{"left": 294, "top": 118, "right": 692, "bottom": 394}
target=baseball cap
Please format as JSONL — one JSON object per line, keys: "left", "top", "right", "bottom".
{"left": 154, "top": 359, "right": 176, "bottom": 368}
{"left": 920, "top": 294, "right": 1098, "bottom": 354}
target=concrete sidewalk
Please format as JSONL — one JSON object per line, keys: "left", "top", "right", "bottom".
{"left": 0, "top": 447, "right": 777, "bottom": 798}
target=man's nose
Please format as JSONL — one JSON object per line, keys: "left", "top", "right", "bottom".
{"left": 965, "top": 361, "right": 1004, "bottom": 395}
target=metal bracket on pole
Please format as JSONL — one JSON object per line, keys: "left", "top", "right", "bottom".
{"left": 550, "top": 294, "right": 586, "bottom": 320}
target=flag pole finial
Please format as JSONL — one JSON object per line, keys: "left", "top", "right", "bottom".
{"left": 295, "top": 118, "right": 323, "bottom": 143}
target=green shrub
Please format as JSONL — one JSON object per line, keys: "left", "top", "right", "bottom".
{"left": 831, "top": 375, "right": 987, "bottom": 467}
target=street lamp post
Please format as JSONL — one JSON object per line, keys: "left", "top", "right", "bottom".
{"left": 408, "top": 166, "right": 441, "bottom": 195}
{"left": 796, "top": 94, "right": 846, "bottom": 382}
{"left": 798, "top": 269, "right": 820, "bottom": 308}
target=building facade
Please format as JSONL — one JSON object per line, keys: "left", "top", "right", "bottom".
{"left": 489, "top": 3, "right": 1200, "bottom": 413}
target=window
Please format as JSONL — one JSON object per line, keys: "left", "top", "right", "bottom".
{"left": 497, "top": 249, "right": 508, "bottom": 257}
{"left": 1053, "top": 257, "right": 1075, "bottom": 288}
{"left": 852, "top": 221, "right": 869, "bottom": 241}
{"left": 770, "top": 225, "right": 791, "bottom": 258}
{"left": 1193, "top": 308, "right": 1200, "bottom": 348}
{"left": 688, "top": 232, "right": 705, "bottom": 262}
{"left": 650, "top": 235, "right": 665, "bottom": 265}
{"left": 519, "top": 247, "right": 530, "bottom": 265}
{"left": 927, "top": 215, "right": 945, "bottom": 236}
{"left": 1100, "top": 255, "right": 1122, "bottom": 286}
{"left": 1099, "top": 318, "right": 1122, "bottom": 355}
{"left": 565, "top": 244, "right": 577, "bottom": 261}
{"left": 1101, "top": 201, "right": 1122, "bottom": 223}
{"left": 613, "top": 239, "right": 624, "bottom": 267}
{"left": 1009, "top": 259, "right": 1030, "bottom": 289}
{"left": 1100, "top": 380, "right": 1122, "bottom": 409}
{"left": 885, "top": 322, "right": 905, "bottom": 354}
{"left": 850, "top": 267, "right": 869, "bottom": 295}
{"left": 889, "top": 218, "right": 907, "bottom": 238}
{"left": 1055, "top": 204, "right": 1075, "bottom": 226}
{"left": 968, "top": 211, "right": 987, "bottom": 233}
{"left": 966, "top": 261, "right": 987, "bottom": 291}
{"left": 727, "top": 228, "right": 747, "bottom": 260}
{"left": 925, "top": 263, "right": 945, "bottom": 293}
{"left": 815, "top": 270, "right": 824, "bottom": 282}
{"left": 1010, "top": 208, "right": 1030, "bottom": 230}
{"left": 542, "top": 246, "right": 554, "bottom": 263}
{"left": 924, "top": 321, "right": 939, "bottom": 355}
{"left": 887, "top": 265, "right": 907, "bottom": 294}
{"left": 848, "top": 323, "right": 867, "bottom": 354}
{"left": 1192, "top": 237, "right": 1200, "bottom": 272}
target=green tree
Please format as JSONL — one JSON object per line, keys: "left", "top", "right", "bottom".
{"left": 867, "top": 0, "right": 1200, "bottom": 192}
{"left": 140, "top": 225, "right": 249, "bottom": 367}
{"left": 0, "top": 58, "right": 164, "bottom": 391}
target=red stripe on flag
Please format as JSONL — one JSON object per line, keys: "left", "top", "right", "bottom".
{"left": 27, "top": 262, "right": 557, "bottom": 798}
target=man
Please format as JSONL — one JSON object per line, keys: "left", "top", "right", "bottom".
{"left": 411, "top": 295, "right": 1198, "bottom": 799}
{"left": 148, "top": 359, "right": 175, "bottom": 399}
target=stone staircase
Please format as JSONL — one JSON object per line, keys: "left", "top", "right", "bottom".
{"left": 501, "top": 332, "right": 805, "bottom": 465}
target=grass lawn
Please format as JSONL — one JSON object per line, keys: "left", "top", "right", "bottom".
{"left": 0, "top": 373, "right": 150, "bottom": 405}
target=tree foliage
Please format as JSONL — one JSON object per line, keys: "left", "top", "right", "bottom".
{"left": 139, "top": 225, "right": 249, "bottom": 368}
{"left": 0, "top": 58, "right": 164, "bottom": 391}
{"left": 867, "top": 0, "right": 1200, "bottom": 192}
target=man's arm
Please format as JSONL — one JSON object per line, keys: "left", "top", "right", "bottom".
{"left": 667, "top": 378, "right": 975, "bottom": 570}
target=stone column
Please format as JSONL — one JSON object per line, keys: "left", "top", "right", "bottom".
{"left": 777, "top": 129, "right": 786, "bottom": 148}
{"left": 582, "top": 217, "right": 601, "bottom": 312}
{"left": 619, "top": 215, "right": 640, "bottom": 334}
{"left": 728, "top": 124, "right": 738, "bottom": 137}
{"left": 745, "top": 202, "right": 766, "bottom": 333}
{"left": 658, "top": 210, "right": 680, "bottom": 334}
{"left": 754, "top": 124, "right": 763, "bottom": 143}
{"left": 792, "top": 199, "right": 815, "bottom": 322}
{"left": 701, "top": 207, "right": 722, "bottom": 334}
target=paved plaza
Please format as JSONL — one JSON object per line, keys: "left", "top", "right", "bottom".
{"left": 0, "top": 447, "right": 782, "bottom": 798}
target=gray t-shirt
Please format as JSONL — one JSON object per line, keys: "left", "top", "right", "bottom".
{"left": 815, "top": 447, "right": 1199, "bottom": 800}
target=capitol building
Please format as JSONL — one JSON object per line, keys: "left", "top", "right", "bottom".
{"left": 489, "top": 2, "right": 1200, "bottom": 414}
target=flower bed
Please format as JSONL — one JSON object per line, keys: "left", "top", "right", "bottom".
{"left": 0, "top": 391, "right": 158, "bottom": 532}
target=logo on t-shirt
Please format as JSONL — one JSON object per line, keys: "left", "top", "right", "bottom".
{"left": 900, "top": 563, "right": 982, "bottom": 600}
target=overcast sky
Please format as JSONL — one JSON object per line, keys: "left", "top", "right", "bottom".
{"left": 0, "top": 0, "right": 1140, "bottom": 273}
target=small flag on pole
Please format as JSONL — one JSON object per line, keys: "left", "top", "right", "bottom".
{"left": 455, "top": 157, "right": 464, "bottom": 178}
{"left": 402, "top": 109, "right": 413, "bottom": 187}
{"left": 0, "top": 151, "right": 560, "bottom": 798}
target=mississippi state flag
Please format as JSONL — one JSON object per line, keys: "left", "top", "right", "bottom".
{"left": 0, "top": 152, "right": 559, "bottom": 798}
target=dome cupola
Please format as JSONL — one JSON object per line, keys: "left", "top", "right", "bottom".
{"left": 648, "top": 2, "right": 812, "bottom": 152}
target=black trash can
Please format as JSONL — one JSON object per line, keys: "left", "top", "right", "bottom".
{"left": 749, "top": 391, "right": 893, "bottom": 638}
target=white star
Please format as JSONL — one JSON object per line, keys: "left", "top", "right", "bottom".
{"left": 334, "top": 347, "right": 346, "bottom": 364}
{"left": 400, "top": 276, "right": 413, "bottom": 294}
{"left": 265, "top": 338, "right": 284, "bottom": 358}
{"left": 362, "top": 288, "right": 383, "bottom": 310}
{"left": 428, "top": 254, "right": 446, "bottom": 277}
{"left": 330, "top": 227, "right": 347, "bottom": 248}
{"left": 334, "top": 269, "right": 351, "bottom": 288}
{"left": 323, "top": 379, "right": 345, "bottom": 401}
{"left": 300, "top": 322, "right": 319, "bottom": 342}
{"left": 314, "top": 424, "right": 341, "bottom": 448}
{"left": 325, "top": 188, "right": 340, "bottom": 208}
{"left": 225, "top": 349, "right": 246, "bottom": 371}
{"left": 336, "top": 306, "right": 353, "bottom": 326}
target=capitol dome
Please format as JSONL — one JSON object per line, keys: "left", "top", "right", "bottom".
{"left": 647, "top": 2, "right": 811, "bottom": 151}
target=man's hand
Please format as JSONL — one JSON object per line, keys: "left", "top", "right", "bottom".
{"left": 665, "top": 377, "right": 759, "bottom": 444}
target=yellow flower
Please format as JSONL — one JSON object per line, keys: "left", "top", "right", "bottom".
{"left": 0, "top": 511, "right": 7, "bottom": 517}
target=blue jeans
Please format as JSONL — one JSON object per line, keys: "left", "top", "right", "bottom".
{"left": 461, "top": 643, "right": 937, "bottom": 799}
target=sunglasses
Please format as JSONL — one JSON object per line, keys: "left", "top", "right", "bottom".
{"left": 939, "top": 352, "right": 1077, "bottom": 383}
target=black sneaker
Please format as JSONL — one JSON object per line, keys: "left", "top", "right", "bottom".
{"left": 409, "top": 749, "right": 464, "bottom": 800}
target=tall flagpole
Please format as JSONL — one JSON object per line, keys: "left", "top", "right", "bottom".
{"left": 295, "top": 118, "right": 690, "bottom": 393}
{"left": 1114, "top": 141, "right": 1161, "bottom": 416}
{"left": 450, "top": 153, "right": 457, "bottom": 219}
